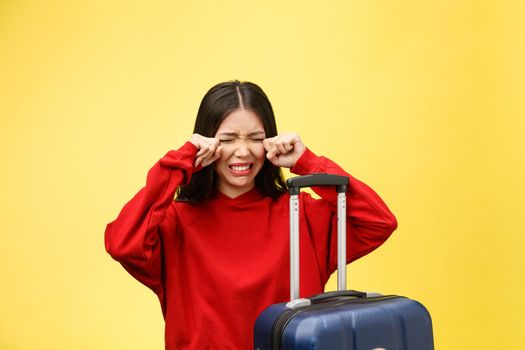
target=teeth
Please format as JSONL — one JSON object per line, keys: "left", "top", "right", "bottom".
{"left": 231, "top": 165, "right": 250, "bottom": 171}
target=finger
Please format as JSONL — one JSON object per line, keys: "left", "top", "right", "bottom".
{"left": 266, "top": 151, "right": 279, "bottom": 165}
{"left": 196, "top": 147, "right": 207, "bottom": 157}
{"left": 262, "top": 138, "right": 270, "bottom": 151}
{"left": 209, "top": 138, "right": 221, "bottom": 152}
{"left": 269, "top": 136, "right": 284, "bottom": 153}
{"left": 281, "top": 135, "right": 296, "bottom": 152}
{"left": 268, "top": 144, "right": 279, "bottom": 158}
{"left": 200, "top": 143, "right": 215, "bottom": 159}
{"left": 200, "top": 145, "right": 221, "bottom": 167}
{"left": 214, "top": 145, "right": 222, "bottom": 159}
{"left": 195, "top": 156, "right": 203, "bottom": 167}
{"left": 196, "top": 140, "right": 213, "bottom": 157}
{"left": 201, "top": 158, "right": 213, "bottom": 167}
{"left": 205, "top": 146, "right": 221, "bottom": 166}
{"left": 263, "top": 137, "right": 277, "bottom": 152}
{"left": 195, "top": 151, "right": 211, "bottom": 165}
{"left": 266, "top": 148, "right": 279, "bottom": 162}
{"left": 287, "top": 133, "right": 305, "bottom": 156}
{"left": 197, "top": 154, "right": 212, "bottom": 167}
{"left": 276, "top": 140, "right": 290, "bottom": 154}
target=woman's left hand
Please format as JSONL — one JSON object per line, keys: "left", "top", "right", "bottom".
{"left": 263, "top": 132, "right": 305, "bottom": 169}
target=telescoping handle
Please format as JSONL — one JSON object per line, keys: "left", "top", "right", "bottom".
{"left": 287, "top": 173, "right": 349, "bottom": 302}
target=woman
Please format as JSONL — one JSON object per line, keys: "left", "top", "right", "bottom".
{"left": 105, "top": 80, "right": 397, "bottom": 349}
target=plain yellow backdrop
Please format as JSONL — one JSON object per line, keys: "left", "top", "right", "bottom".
{"left": 1, "top": 0, "right": 524, "bottom": 349}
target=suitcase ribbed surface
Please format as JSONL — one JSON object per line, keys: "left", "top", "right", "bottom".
{"left": 254, "top": 295, "right": 434, "bottom": 350}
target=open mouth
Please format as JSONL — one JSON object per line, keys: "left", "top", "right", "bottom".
{"left": 228, "top": 163, "right": 255, "bottom": 176}
{"left": 229, "top": 164, "right": 253, "bottom": 171}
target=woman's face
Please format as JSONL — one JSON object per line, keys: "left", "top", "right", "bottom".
{"left": 214, "top": 108, "right": 266, "bottom": 198}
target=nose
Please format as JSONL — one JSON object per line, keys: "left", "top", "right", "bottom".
{"left": 233, "top": 140, "right": 251, "bottom": 158}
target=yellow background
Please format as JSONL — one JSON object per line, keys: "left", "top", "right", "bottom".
{"left": 1, "top": 0, "right": 524, "bottom": 349}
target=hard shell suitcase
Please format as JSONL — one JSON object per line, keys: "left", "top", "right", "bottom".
{"left": 253, "top": 174, "right": 434, "bottom": 350}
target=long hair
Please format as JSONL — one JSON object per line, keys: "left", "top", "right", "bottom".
{"left": 177, "top": 80, "right": 287, "bottom": 202}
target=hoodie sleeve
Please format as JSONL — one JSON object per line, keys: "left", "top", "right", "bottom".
{"left": 104, "top": 142, "right": 198, "bottom": 295}
{"left": 291, "top": 148, "right": 398, "bottom": 280}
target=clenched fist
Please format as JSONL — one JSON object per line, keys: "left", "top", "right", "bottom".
{"left": 263, "top": 133, "right": 305, "bottom": 169}
{"left": 189, "top": 134, "right": 222, "bottom": 168}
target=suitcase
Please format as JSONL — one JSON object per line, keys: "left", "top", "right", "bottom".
{"left": 253, "top": 174, "right": 434, "bottom": 350}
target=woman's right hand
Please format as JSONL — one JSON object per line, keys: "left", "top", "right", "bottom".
{"left": 190, "top": 133, "right": 222, "bottom": 168}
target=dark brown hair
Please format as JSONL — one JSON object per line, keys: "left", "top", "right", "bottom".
{"left": 177, "top": 80, "right": 287, "bottom": 202}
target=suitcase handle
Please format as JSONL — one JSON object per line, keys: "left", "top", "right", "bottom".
{"left": 309, "top": 290, "right": 367, "bottom": 304}
{"left": 287, "top": 173, "right": 348, "bottom": 195}
{"left": 287, "top": 173, "right": 349, "bottom": 301}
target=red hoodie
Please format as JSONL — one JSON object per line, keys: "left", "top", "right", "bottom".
{"left": 105, "top": 142, "right": 397, "bottom": 349}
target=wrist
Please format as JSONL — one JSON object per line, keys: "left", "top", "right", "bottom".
{"left": 290, "top": 148, "right": 318, "bottom": 174}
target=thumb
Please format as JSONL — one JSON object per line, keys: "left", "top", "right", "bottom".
{"left": 262, "top": 138, "right": 271, "bottom": 152}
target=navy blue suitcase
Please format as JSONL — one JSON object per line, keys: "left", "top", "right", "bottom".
{"left": 253, "top": 174, "right": 434, "bottom": 350}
